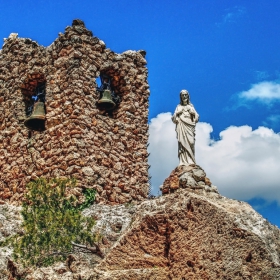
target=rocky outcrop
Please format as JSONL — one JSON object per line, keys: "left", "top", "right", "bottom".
{"left": 97, "top": 189, "right": 280, "bottom": 279}
{"left": 0, "top": 19, "right": 150, "bottom": 205}
{"left": 0, "top": 203, "right": 22, "bottom": 279}
{"left": 161, "top": 164, "right": 218, "bottom": 195}
{"left": 2, "top": 189, "right": 280, "bottom": 279}
{"left": 0, "top": 202, "right": 137, "bottom": 279}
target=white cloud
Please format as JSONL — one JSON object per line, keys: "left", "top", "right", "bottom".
{"left": 238, "top": 81, "right": 280, "bottom": 105}
{"left": 148, "top": 113, "right": 280, "bottom": 203}
{"left": 148, "top": 113, "right": 178, "bottom": 195}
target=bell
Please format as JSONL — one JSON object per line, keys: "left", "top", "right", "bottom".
{"left": 24, "top": 101, "right": 46, "bottom": 131}
{"left": 97, "top": 89, "right": 116, "bottom": 111}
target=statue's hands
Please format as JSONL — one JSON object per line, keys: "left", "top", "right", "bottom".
{"left": 188, "top": 105, "right": 195, "bottom": 113}
{"left": 176, "top": 107, "right": 183, "bottom": 116}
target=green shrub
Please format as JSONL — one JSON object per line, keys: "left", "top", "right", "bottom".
{"left": 11, "top": 178, "right": 96, "bottom": 267}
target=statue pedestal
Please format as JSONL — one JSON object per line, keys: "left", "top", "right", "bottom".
{"left": 160, "top": 164, "right": 218, "bottom": 195}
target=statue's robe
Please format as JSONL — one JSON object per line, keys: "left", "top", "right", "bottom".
{"left": 172, "top": 104, "right": 199, "bottom": 166}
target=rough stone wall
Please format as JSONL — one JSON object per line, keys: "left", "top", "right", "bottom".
{"left": 0, "top": 19, "right": 150, "bottom": 204}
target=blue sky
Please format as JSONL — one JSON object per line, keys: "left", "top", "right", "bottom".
{"left": 1, "top": 1, "right": 280, "bottom": 226}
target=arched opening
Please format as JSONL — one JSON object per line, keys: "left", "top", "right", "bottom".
{"left": 21, "top": 73, "right": 46, "bottom": 131}
{"left": 96, "top": 72, "right": 120, "bottom": 112}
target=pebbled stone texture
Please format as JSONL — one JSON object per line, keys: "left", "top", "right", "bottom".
{"left": 0, "top": 19, "right": 150, "bottom": 205}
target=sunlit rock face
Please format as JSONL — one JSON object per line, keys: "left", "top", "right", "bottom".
{"left": 96, "top": 189, "right": 280, "bottom": 280}
{"left": 0, "top": 19, "right": 150, "bottom": 205}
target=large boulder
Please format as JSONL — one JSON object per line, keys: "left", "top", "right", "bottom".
{"left": 95, "top": 189, "right": 280, "bottom": 279}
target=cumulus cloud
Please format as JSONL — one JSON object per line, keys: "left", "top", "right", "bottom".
{"left": 148, "top": 113, "right": 280, "bottom": 203}
{"left": 237, "top": 81, "right": 280, "bottom": 106}
{"left": 148, "top": 113, "right": 178, "bottom": 195}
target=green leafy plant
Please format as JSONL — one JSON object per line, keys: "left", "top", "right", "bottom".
{"left": 10, "top": 178, "right": 96, "bottom": 267}
{"left": 78, "top": 188, "right": 96, "bottom": 211}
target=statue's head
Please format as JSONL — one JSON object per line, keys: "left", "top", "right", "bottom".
{"left": 180, "top": 89, "right": 190, "bottom": 105}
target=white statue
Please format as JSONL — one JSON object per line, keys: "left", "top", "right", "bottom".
{"left": 172, "top": 90, "right": 199, "bottom": 166}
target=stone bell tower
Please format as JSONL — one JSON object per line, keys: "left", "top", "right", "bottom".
{"left": 0, "top": 19, "right": 150, "bottom": 204}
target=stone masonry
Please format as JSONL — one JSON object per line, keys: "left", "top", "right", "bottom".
{"left": 0, "top": 19, "right": 150, "bottom": 205}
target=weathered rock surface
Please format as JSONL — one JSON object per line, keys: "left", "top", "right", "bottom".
{"left": 95, "top": 190, "right": 280, "bottom": 279}
{"left": 0, "top": 204, "right": 22, "bottom": 279}
{"left": 2, "top": 190, "right": 280, "bottom": 279}
{"left": 161, "top": 164, "right": 218, "bottom": 194}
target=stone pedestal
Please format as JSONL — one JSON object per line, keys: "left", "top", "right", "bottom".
{"left": 160, "top": 164, "right": 218, "bottom": 195}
